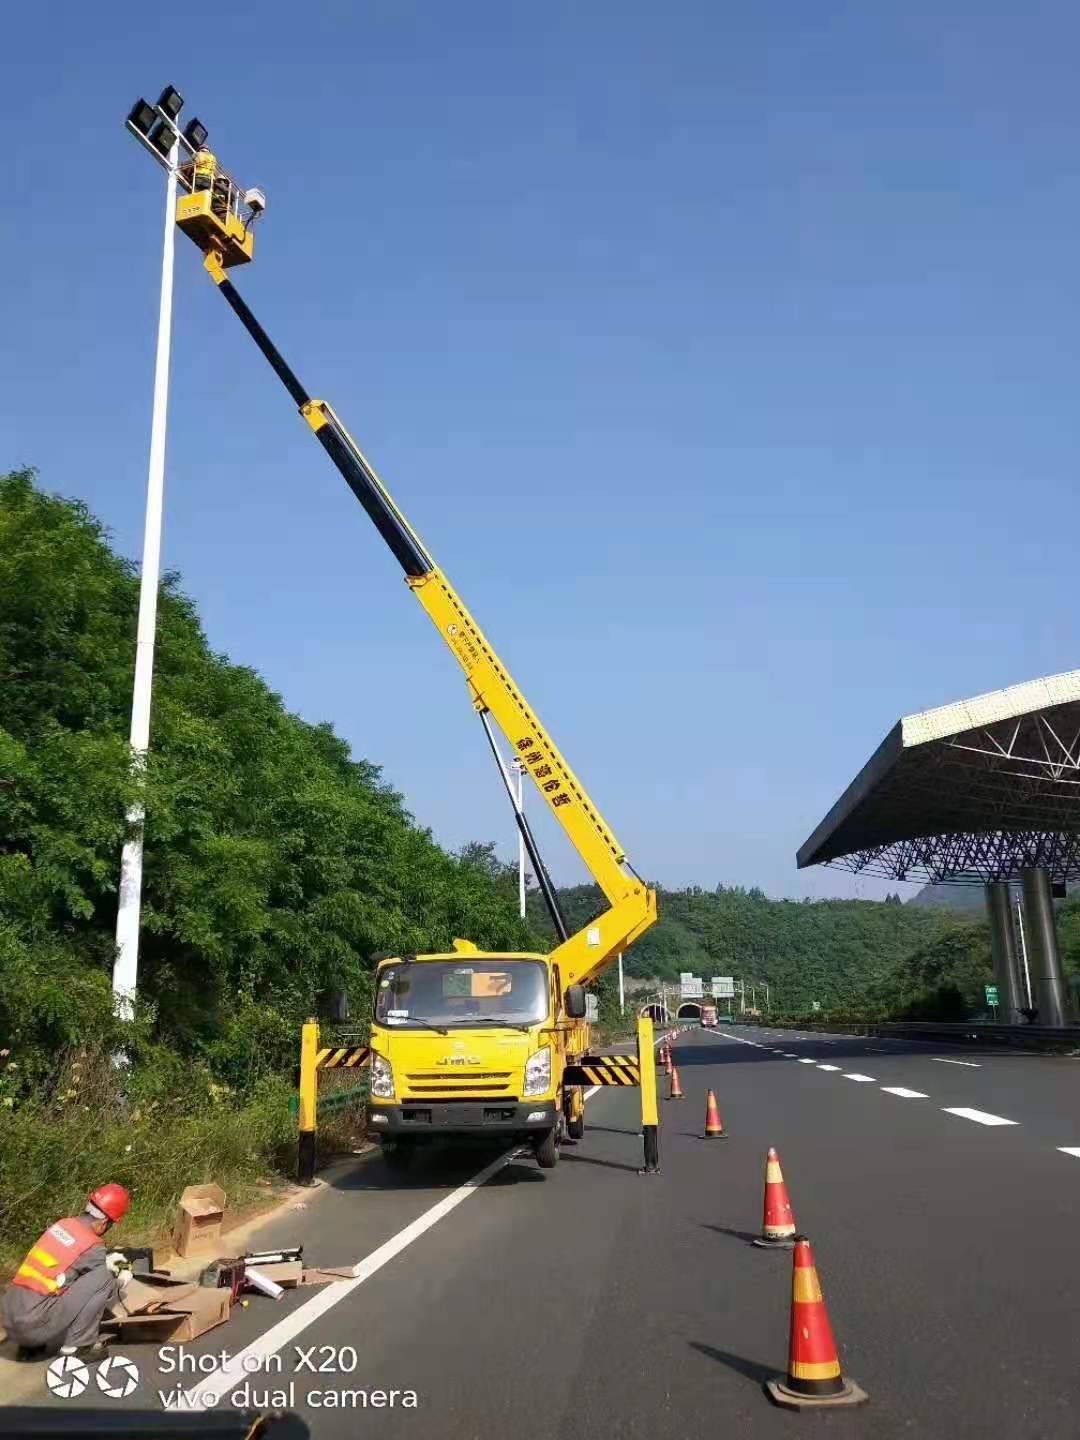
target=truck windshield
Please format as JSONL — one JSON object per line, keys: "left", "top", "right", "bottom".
{"left": 374, "top": 960, "right": 549, "bottom": 1028}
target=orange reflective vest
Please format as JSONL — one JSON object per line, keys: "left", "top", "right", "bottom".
{"left": 12, "top": 1216, "right": 100, "bottom": 1298}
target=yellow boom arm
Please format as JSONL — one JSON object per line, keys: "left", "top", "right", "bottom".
{"left": 201, "top": 251, "right": 656, "bottom": 986}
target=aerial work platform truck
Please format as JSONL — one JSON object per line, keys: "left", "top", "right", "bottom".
{"left": 126, "top": 92, "right": 657, "bottom": 1170}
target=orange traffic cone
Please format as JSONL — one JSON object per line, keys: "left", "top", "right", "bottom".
{"left": 658, "top": 1041, "right": 669, "bottom": 1067}
{"left": 668, "top": 1064, "right": 685, "bottom": 1100}
{"left": 704, "top": 1089, "right": 727, "bottom": 1138}
{"left": 753, "top": 1147, "right": 797, "bottom": 1247}
{"left": 765, "top": 1237, "right": 867, "bottom": 1409}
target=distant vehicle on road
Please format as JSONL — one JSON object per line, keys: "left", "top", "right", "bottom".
{"left": 701, "top": 1004, "right": 718, "bottom": 1028}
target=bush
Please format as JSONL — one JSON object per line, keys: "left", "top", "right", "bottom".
{"left": 0, "top": 1046, "right": 294, "bottom": 1273}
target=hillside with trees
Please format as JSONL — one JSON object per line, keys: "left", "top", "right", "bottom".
{"left": 0, "top": 468, "right": 540, "bottom": 1081}
{"left": 533, "top": 883, "right": 997, "bottom": 1020}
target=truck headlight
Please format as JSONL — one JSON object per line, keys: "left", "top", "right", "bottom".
{"left": 370, "top": 1053, "right": 394, "bottom": 1099}
{"left": 523, "top": 1046, "right": 551, "bottom": 1097}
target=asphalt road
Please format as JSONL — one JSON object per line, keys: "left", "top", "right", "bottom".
{"left": 8, "top": 1024, "right": 1080, "bottom": 1438}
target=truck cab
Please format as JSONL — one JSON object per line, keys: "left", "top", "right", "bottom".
{"left": 367, "top": 942, "right": 587, "bottom": 1168}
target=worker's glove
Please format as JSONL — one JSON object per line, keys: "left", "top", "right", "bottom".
{"left": 105, "top": 1251, "right": 128, "bottom": 1277}
{"left": 116, "top": 1267, "right": 134, "bottom": 1294}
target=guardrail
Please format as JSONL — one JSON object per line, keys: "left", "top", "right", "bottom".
{"left": 758, "top": 1018, "right": 1080, "bottom": 1053}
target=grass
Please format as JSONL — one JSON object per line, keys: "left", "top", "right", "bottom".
{"left": 0, "top": 1047, "right": 295, "bottom": 1275}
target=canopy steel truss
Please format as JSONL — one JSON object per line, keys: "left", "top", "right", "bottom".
{"left": 798, "top": 671, "right": 1080, "bottom": 886}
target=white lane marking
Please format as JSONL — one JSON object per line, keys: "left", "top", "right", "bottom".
{"left": 844, "top": 1073, "right": 876, "bottom": 1082}
{"left": 781, "top": 1053, "right": 798, "bottom": 1058}
{"left": 943, "top": 1107, "right": 1017, "bottom": 1127}
{"left": 933, "top": 1058, "right": 981, "bottom": 1068}
{"left": 183, "top": 1067, "right": 621, "bottom": 1410}
{"left": 798, "top": 1058, "right": 817, "bottom": 1064}
{"left": 182, "top": 1146, "right": 515, "bottom": 1408}
{"left": 1057, "top": 1147, "right": 1080, "bottom": 1158}
{"left": 881, "top": 1087, "right": 928, "bottom": 1099}
{"left": 816, "top": 1064, "right": 841, "bottom": 1072}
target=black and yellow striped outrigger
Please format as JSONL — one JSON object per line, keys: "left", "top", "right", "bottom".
{"left": 564, "top": 1055, "right": 641, "bottom": 1087}
{"left": 315, "top": 1045, "right": 370, "bottom": 1070}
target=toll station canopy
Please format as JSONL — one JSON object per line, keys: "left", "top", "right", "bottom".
{"left": 796, "top": 670, "right": 1080, "bottom": 887}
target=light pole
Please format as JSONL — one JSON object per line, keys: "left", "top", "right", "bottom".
{"left": 512, "top": 758, "right": 527, "bottom": 919}
{"left": 114, "top": 87, "right": 207, "bottom": 1018}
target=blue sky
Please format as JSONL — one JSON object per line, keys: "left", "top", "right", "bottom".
{"left": 4, "top": 2, "right": 1079, "bottom": 899}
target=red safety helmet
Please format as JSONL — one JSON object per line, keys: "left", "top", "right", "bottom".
{"left": 88, "top": 1183, "right": 131, "bottom": 1223}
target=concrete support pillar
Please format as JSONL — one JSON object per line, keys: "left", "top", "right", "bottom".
{"left": 1020, "top": 868, "right": 1070, "bottom": 1027}
{"left": 984, "top": 881, "right": 1025, "bottom": 1023}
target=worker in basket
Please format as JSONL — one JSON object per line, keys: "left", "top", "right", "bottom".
{"left": 192, "top": 145, "right": 217, "bottom": 192}
{"left": 2, "top": 1183, "right": 132, "bottom": 1360}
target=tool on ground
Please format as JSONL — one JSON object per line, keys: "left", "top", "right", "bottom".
{"left": 753, "top": 1146, "right": 797, "bottom": 1246}
{"left": 704, "top": 1089, "right": 726, "bottom": 1138}
{"left": 200, "top": 1246, "right": 303, "bottom": 1303}
{"left": 765, "top": 1237, "right": 867, "bottom": 1409}
{"left": 668, "top": 1064, "right": 685, "bottom": 1100}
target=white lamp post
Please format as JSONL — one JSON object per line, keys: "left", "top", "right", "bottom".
{"left": 114, "top": 87, "right": 204, "bottom": 1019}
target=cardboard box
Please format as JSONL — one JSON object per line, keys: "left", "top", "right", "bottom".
{"left": 103, "top": 1273, "right": 232, "bottom": 1344}
{"left": 172, "top": 1183, "right": 226, "bottom": 1258}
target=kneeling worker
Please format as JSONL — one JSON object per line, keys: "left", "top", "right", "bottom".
{"left": 3, "top": 1183, "right": 131, "bottom": 1359}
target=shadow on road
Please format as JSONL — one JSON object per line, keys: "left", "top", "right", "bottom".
{"left": 325, "top": 1141, "right": 545, "bottom": 1192}
{"left": 700, "top": 1222, "right": 763, "bottom": 1245}
{"left": 561, "top": 1152, "right": 643, "bottom": 1175}
{"left": 585, "top": 1124, "right": 641, "bottom": 1137}
{"left": 689, "top": 1341, "right": 774, "bottom": 1386}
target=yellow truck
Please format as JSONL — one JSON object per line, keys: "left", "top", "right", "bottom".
{"left": 141, "top": 116, "right": 657, "bottom": 1168}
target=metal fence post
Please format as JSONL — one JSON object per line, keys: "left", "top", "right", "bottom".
{"left": 298, "top": 1017, "right": 319, "bottom": 1185}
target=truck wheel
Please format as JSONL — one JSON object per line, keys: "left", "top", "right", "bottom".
{"left": 534, "top": 1126, "right": 560, "bottom": 1169}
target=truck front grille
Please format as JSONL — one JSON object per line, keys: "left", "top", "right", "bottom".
{"left": 403, "top": 1070, "right": 515, "bottom": 1096}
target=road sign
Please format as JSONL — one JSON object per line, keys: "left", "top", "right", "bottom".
{"left": 711, "top": 976, "right": 735, "bottom": 998}
{"left": 681, "top": 975, "right": 703, "bottom": 998}
{"left": 985, "top": 984, "right": 999, "bottom": 1007}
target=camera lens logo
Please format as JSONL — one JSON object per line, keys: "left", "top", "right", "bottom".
{"left": 97, "top": 1354, "right": 140, "bottom": 1398}
{"left": 46, "top": 1355, "right": 89, "bottom": 1398}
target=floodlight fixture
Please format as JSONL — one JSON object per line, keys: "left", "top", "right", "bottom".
{"left": 157, "top": 85, "right": 184, "bottom": 120}
{"left": 148, "top": 120, "right": 175, "bottom": 158}
{"left": 127, "top": 99, "right": 156, "bottom": 136}
{"left": 183, "top": 117, "right": 208, "bottom": 150}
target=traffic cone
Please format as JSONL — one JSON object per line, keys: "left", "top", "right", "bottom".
{"left": 658, "top": 1040, "right": 669, "bottom": 1067}
{"left": 704, "top": 1089, "right": 727, "bottom": 1138}
{"left": 765, "top": 1237, "right": 867, "bottom": 1408}
{"left": 668, "top": 1064, "right": 685, "bottom": 1100}
{"left": 752, "top": 1147, "right": 797, "bottom": 1247}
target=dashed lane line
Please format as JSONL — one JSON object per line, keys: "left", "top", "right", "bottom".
{"left": 881, "top": 1087, "right": 929, "bottom": 1099}
{"left": 1057, "top": 1148, "right": 1080, "bottom": 1158}
{"left": 844, "top": 1073, "right": 876, "bottom": 1082}
{"left": 798, "top": 1058, "right": 817, "bottom": 1064}
{"left": 943, "top": 1107, "right": 1017, "bottom": 1127}
{"left": 933, "top": 1058, "right": 981, "bottom": 1067}
{"left": 816, "top": 1064, "right": 841, "bottom": 1072}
